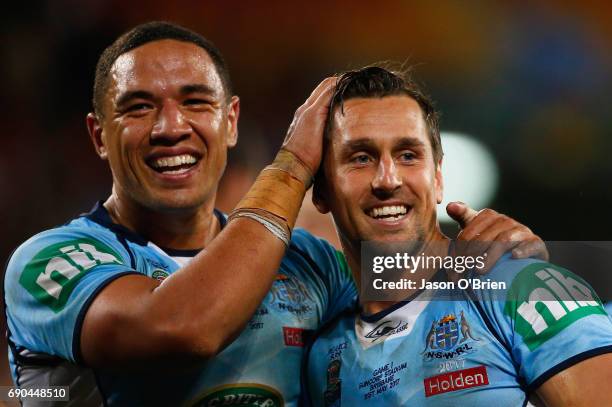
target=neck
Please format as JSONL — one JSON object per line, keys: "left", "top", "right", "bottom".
{"left": 342, "top": 228, "right": 450, "bottom": 317}
{"left": 103, "top": 190, "right": 219, "bottom": 251}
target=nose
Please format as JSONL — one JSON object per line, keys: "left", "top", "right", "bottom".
{"left": 371, "top": 155, "right": 402, "bottom": 198}
{"left": 151, "top": 102, "right": 191, "bottom": 144}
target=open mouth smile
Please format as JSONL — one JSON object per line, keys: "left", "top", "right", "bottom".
{"left": 147, "top": 154, "right": 200, "bottom": 175}
{"left": 366, "top": 205, "right": 410, "bottom": 222}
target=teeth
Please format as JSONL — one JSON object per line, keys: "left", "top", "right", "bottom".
{"left": 385, "top": 215, "right": 403, "bottom": 221}
{"left": 368, "top": 205, "right": 408, "bottom": 218}
{"left": 151, "top": 154, "right": 197, "bottom": 169}
{"left": 161, "top": 167, "right": 191, "bottom": 175}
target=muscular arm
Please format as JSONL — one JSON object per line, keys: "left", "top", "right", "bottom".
{"left": 81, "top": 219, "right": 285, "bottom": 368}
{"left": 536, "top": 353, "right": 612, "bottom": 406}
{"left": 81, "top": 79, "right": 336, "bottom": 369}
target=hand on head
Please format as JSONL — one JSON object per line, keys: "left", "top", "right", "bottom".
{"left": 281, "top": 77, "right": 337, "bottom": 176}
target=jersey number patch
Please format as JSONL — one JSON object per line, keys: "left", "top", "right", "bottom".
{"left": 20, "top": 238, "right": 122, "bottom": 312}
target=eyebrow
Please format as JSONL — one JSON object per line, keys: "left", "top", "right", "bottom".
{"left": 114, "top": 84, "right": 218, "bottom": 108}
{"left": 340, "top": 138, "right": 377, "bottom": 153}
{"left": 179, "top": 83, "right": 217, "bottom": 96}
{"left": 340, "top": 136, "right": 426, "bottom": 153}
{"left": 394, "top": 137, "right": 426, "bottom": 150}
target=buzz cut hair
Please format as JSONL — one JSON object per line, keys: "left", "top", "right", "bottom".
{"left": 325, "top": 65, "right": 442, "bottom": 164}
{"left": 92, "top": 21, "right": 232, "bottom": 117}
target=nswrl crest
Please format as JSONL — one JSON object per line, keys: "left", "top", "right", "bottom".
{"left": 424, "top": 311, "right": 479, "bottom": 352}
{"left": 269, "top": 274, "right": 315, "bottom": 317}
{"left": 435, "top": 314, "right": 459, "bottom": 349}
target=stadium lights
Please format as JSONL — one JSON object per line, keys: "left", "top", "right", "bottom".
{"left": 438, "top": 132, "right": 499, "bottom": 223}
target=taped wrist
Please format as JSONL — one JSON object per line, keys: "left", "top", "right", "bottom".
{"left": 228, "top": 208, "right": 291, "bottom": 247}
{"left": 266, "top": 148, "right": 314, "bottom": 190}
{"left": 228, "top": 151, "right": 309, "bottom": 245}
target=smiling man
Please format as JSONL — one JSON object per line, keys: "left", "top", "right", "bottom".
{"left": 4, "top": 22, "right": 353, "bottom": 406}
{"left": 304, "top": 67, "right": 612, "bottom": 406}
{"left": 4, "top": 23, "right": 549, "bottom": 406}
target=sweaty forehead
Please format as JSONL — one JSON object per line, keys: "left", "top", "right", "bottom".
{"left": 108, "top": 39, "right": 224, "bottom": 99}
{"left": 331, "top": 96, "right": 426, "bottom": 142}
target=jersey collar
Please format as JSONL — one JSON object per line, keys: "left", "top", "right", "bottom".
{"left": 82, "top": 201, "right": 227, "bottom": 255}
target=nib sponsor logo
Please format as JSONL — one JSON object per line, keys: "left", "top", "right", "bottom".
{"left": 504, "top": 264, "right": 607, "bottom": 350}
{"left": 424, "top": 365, "right": 488, "bottom": 397}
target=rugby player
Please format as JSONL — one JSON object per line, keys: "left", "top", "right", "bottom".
{"left": 303, "top": 67, "right": 612, "bottom": 406}
{"left": 4, "top": 23, "right": 548, "bottom": 406}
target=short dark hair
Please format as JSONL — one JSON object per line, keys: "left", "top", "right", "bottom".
{"left": 92, "top": 21, "right": 233, "bottom": 117}
{"left": 325, "top": 66, "right": 442, "bottom": 164}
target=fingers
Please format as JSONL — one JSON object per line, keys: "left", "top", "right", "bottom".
{"left": 446, "top": 202, "right": 478, "bottom": 229}
{"left": 281, "top": 77, "right": 338, "bottom": 174}
{"left": 456, "top": 208, "right": 504, "bottom": 241}
{"left": 455, "top": 209, "right": 505, "bottom": 259}
{"left": 302, "top": 77, "right": 337, "bottom": 109}
{"left": 512, "top": 238, "right": 549, "bottom": 261}
{"left": 453, "top": 207, "right": 546, "bottom": 275}
{"left": 476, "top": 227, "right": 545, "bottom": 273}
{"left": 289, "top": 77, "right": 337, "bottom": 129}
{"left": 287, "top": 77, "right": 336, "bottom": 133}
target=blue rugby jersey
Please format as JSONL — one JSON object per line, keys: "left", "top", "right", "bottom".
{"left": 304, "top": 255, "right": 612, "bottom": 406}
{"left": 4, "top": 202, "right": 356, "bottom": 406}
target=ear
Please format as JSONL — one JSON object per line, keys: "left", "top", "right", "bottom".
{"left": 86, "top": 113, "right": 108, "bottom": 160}
{"left": 434, "top": 158, "right": 443, "bottom": 204}
{"left": 312, "top": 178, "right": 330, "bottom": 214}
{"left": 225, "top": 96, "right": 240, "bottom": 148}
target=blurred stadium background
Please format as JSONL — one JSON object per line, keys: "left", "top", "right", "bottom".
{"left": 2, "top": 0, "right": 611, "bottom": 392}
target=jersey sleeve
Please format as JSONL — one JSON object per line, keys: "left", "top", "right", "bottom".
{"left": 322, "top": 248, "right": 357, "bottom": 323}
{"left": 290, "top": 229, "right": 357, "bottom": 324}
{"left": 475, "top": 256, "right": 612, "bottom": 390}
{"left": 4, "top": 227, "right": 138, "bottom": 364}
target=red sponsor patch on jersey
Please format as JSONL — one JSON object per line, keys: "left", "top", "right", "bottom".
{"left": 424, "top": 365, "right": 489, "bottom": 397}
{"left": 283, "top": 327, "right": 304, "bottom": 347}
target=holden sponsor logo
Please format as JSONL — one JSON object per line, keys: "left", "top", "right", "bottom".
{"left": 424, "top": 365, "right": 489, "bottom": 397}
{"left": 364, "top": 320, "right": 409, "bottom": 343}
{"left": 192, "top": 383, "right": 283, "bottom": 406}
{"left": 283, "top": 327, "right": 308, "bottom": 347}
{"left": 422, "top": 311, "right": 480, "bottom": 360}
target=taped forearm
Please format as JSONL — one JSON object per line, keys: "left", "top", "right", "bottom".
{"left": 229, "top": 149, "right": 312, "bottom": 243}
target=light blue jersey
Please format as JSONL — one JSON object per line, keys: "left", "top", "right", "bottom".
{"left": 4, "top": 202, "right": 356, "bottom": 406}
{"left": 304, "top": 255, "right": 612, "bottom": 406}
